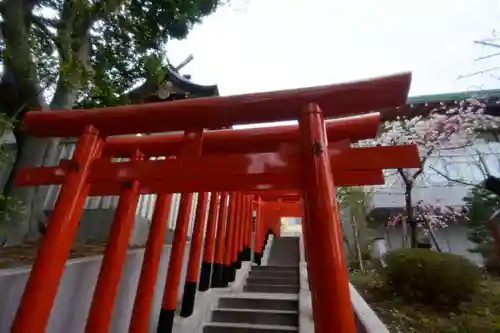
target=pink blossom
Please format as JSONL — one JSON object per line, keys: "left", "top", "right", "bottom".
{"left": 371, "top": 99, "right": 500, "bottom": 232}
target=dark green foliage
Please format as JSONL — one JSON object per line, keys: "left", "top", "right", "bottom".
{"left": 380, "top": 248, "right": 481, "bottom": 306}
{"left": 77, "top": 0, "right": 221, "bottom": 107}
{"left": 1, "top": 0, "right": 225, "bottom": 112}
{"left": 463, "top": 184, "right": 498, "bottom": 253}
{"left": 0, "top": 0, "right": 228, "bottom": 226}
{"left": 463, "top": 183, "right": 500, "bottom": 274}
{"left": 484, "top": 251, "right": 500, "bottom": 276}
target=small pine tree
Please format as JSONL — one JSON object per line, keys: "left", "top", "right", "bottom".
{"left": 463, "top": 183, "right": 500, "bottom": 257}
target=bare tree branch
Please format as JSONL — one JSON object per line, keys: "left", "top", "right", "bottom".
{"left": 30, "top": 14, "right": 56, "bottom": 40}
{"left": 398, "top": 168, "right": 411, "bottom": 187}
{"left": 410, "top": 146, "right": 435, "bottom": 181}
{"left": 92, "top": 0, "right": 124, "bottom": 20}
{"left": 428, "top": 165, "right": 481, "bottom": 188}
{"left": 474, "top": 40, "right": 500, "bottom": 48}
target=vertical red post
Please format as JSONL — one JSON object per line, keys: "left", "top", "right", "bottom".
{"left": 128, "top": 193, "right": 173, "bottom": 333}
{"left": 11, "top": 125, "right": 102, "bottom": 333}
{"left": 299, "top": 103, "right": 356, "bottom": 333}
{"left": 236, "top": 195, "right": 246, "bottom": 266}
{"left": 233, "top": 193, "right": 243, "bottom": 270}
{"left": 253, "top": 198, "right": 263, "bottom": 265}
{"left": 199, "top": 192, "right": 220, "bottom": 291}
{"left": 242, "top": 195, "right": 253, "bottom": 261}
{"left": 180, "top": 192, "right": 209, "bottom": 317}
{"left": 157, "top": 193, "right": 193, "bottom": 333}
{"left": 223, "top": 192, "right": 238, "bottom": 283}
{"left": 211, "top": 192, "right": 229, "bottom": 288}
{"left": 157, "top": 128, "right": 203, "bottom": 333}
{"left": 85, "top": 150, "right": 143, "bottom": 333}
{"left": 241, "top": 195, "right": 248, "bottom": 242}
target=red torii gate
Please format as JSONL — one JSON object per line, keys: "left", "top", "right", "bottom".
{"left": 15, "top": 143, "right": 417, "bottom": 194}
{"left": 9, "top": 72, "right": 418, "bottom": 333}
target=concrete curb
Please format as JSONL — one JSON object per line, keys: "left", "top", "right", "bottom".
{"left": 298, "top": 232, "right": 314, "bottom": 333}
{"left": 350, "top": 283, "right": 390, "bottom": 333}
{"left": 297, "top": 232, "right": 390, "bottom": 333}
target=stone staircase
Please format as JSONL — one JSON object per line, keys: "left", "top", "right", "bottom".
{"left": 203, "top": 294, "right": 299, "bottom": 333}
{"left": 203, "top": 237, "right": 300, "bottom": 333}
{"left": 243, "top": 266, "right": 300, "bottom": 294}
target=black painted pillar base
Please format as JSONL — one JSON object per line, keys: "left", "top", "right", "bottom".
{"left": 267, "top": 229, "right": 273, "bottom": 237}
{"left": 198, "top": 261, "right": 212, "bottom": 291}
{"left": 253, "top": 252, "right": 262, "bottom": 265}
{"left": 264, "top": 230, "right": 274, "bottom": 247}
{"left": 157, "top": 308, "right": 175, "bottom": 333}
{"left": 235, "top": 252, "right": 242, "bottom": 269}
{"left": 180, "top": 281, "right": 197, "bottom": 318}
{"left": 210, "top": 263, "right": 228, "bottom": 288}
{"left": 230, "top": 263, "right": 237, "bottom": 281}
{"left": 241, "top": 246, "right": 252, "bottom": 261}
{"left": 264, "top": 233, "right": 271, "bottom": 247}
{"left": 223, "top": 264, "right": 236, "bottom": 283}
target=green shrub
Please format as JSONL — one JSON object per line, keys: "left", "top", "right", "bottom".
{"left": 379, "top": 248, "right": 481, "bottom": 306}
{"left": 484, "top": 251, "right": 500, "bottom": 276}
{"left": 463, "top": 184, "right": 498, "bottom": 267}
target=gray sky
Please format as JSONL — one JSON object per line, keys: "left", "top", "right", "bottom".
{"left": 168, "top": 0, "right": 500, "bottom": 98}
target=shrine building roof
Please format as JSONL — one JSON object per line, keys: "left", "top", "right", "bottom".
{"left": 379, "top": 88, "right": 500, "bottom": 121}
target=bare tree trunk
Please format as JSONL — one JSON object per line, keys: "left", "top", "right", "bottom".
{"left": 0, "top": 0, "right": 54, "bottom": 246}
{"left": 340, "top": 222, "right": 355, "bottom": 258}
{"left": 405, "top": 185, "right": 417, "bottom": 248}
{"left": 352, "top": 215, "right": 365, "bottom": 272}
{"left": 401, "top": 216, "right": 408, "bottom": 248}
{"left": 428, "top": 229, "right": 442, "bottom": 252}
{"left": 1, "top": 136, "right": 51, "bottom": 246}
{"left": 424, "top": 219, "right": 442, "bottom": 252}
{"left": 0, "top": 130, "right": 24, "bottom": 206}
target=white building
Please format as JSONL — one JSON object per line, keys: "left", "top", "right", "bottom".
{"left": 372, "top": 139, "right": 500, "bottom": 209}
{"left": 368, "top": 89, "right": 500, "bottom": 262}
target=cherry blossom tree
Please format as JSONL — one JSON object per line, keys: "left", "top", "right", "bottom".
{"left": 374, "top": 99, "right": 500, "bottom": 248}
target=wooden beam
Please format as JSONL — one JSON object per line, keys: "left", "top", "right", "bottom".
{"left": 23, "top": 72, "right": 411, "bottom": 137}
{"left": 102, "top": 113, "right": 380, "bottom": 157}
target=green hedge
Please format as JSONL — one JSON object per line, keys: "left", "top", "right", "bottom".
{"left": 379, "top": 248, "right": 481, "bottom": 306}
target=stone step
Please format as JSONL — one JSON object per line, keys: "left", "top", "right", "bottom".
{"left": 218, "top": 297, "right": 298, "bottom": 311}
{"left": 252, "top": 265, "right": 299, "bottom": 272}
{"left": 203, "top": 322, "right": 298, "bottom": 333}
{"left": 243, "top": 284, "right": 300, "bottom": 294}
{"left": 212, "top": 308, "right": 298, "bottom": 327}
{"left": 248, "top": 270, "right": 298, "bottom": 279}
{"left": 247, "top": 276, "right": 299, "bottom": 286}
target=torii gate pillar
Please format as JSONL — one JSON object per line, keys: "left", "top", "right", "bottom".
{"left": 299, "top": 103, "right": 356, "bottom": 332}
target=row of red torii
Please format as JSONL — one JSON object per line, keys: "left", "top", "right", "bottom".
{"left": 9, "top": 72, "right": 419, "bottom": 333}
